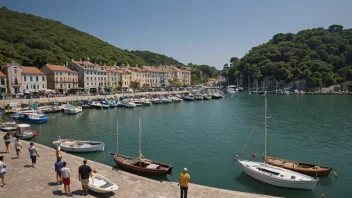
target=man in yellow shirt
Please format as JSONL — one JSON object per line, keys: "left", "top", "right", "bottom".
{"left": 179, "top": 167, "right": 190, "bottom": 198}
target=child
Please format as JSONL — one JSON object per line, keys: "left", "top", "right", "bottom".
{"left": 28, "top": 142, "right": 40, "bottom": 168}
{"left": 54, "top": 157, "right": 63, "bottom": 184}
{"left": 0, "top": 156, "right": 6, "bottom": 187}
{"left": 60, "top": 161, "right": 72, "bottom": 196}
{"left": 14, "top": 137, "right": 22, "bottom": 158}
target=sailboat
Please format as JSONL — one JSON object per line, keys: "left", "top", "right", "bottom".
{"left": 236, "top": 97, "right": 319, "bottom": 190}
{"left": 110, "top": 111, "right": 172, "bottom": 176}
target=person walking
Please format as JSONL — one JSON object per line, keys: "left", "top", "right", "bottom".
{"left": 3, "top": 133, "right": 11, "bottom": 153}
{"left": 14, "top": 137, "right": 22, "bottom": 158}
{"left": 60, "top": 161, "right": 72, "bottom": 196}
{"left": 0, "top": 156, "right": 6, "bottom": 187}
{"left": 54, "top": 157, "right": 63, "bottom": 184}
{"left": 179, "top": 167, "right": 190, "bottom": 198}
{"left": 56, "top": 143, "right": 61, "bottom": 158}
{"left": 28, "top": 142, "right": 39, "bottom": 168}
{"left": 78, "top": 159, "right": 92, "bottom": 195}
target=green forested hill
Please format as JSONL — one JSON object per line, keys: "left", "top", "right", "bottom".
{"left": 224, "top": 25, "right": 352, "bottom": 86}
{"left": 0, "top": 7, "right": 182, "bottom": 67}
{"left": 131, "top": 50, "right": 184, "bottom": 66}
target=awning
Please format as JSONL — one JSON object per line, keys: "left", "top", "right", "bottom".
{"left": 69, "top": 87, "right": 85, "bottom": 90}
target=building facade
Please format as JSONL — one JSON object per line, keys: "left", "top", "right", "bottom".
{"left": 41, "top": 64, "right": 78, "bottom": 93}
{"left": 0, "top": 71, "right": 7, "bottom": 94}
{"left": 21, "top": 66, "right": 47, "bottom": 91}
{"left": 69, "top": 59, "right": 107, "bottom": 94}
{"left": 2, "top": 61, "right": 23, "bottom": 94}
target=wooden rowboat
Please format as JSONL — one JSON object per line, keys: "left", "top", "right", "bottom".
{"left": 263, "top": 156, "right": 332, "bottom": 177}
{"left": 110, "top": 153, "right": 172, "bottom": 176}
{"left": 88, "top": 173, "right": 118, "bottom": 194}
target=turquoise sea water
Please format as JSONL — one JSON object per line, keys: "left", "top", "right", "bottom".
{"left": 27, "top": 94, "right": 351, "bottom": 197}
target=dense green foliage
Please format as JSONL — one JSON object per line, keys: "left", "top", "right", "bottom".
{"left": 0, "top": 7, "right": 182, "bottom": 67}
{"left": 131, "top": 50, "right": 183, "bottom": 66}
{"left": 187, "top": 63, "right": 219, "bottom": 84}
{"left": 224, "top": 25, "right": 352, "bottom": 86}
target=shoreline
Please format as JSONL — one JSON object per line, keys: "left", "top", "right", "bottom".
{"left": 0, "top": 133, "right": 276, "bottom": 198}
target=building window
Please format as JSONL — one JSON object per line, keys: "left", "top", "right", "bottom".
{"left": 68, "top": 72, "right": 71, "bottom": 76}
{"left": 14, "top": 68, "right": 17, "bottom": 74}
{"left": 60, "top": 84, "right": 63, "bottom": 88}
{"left": 68, "top": 84, "right": 71, "bottom": 88}
{"left": 56, "top": 72, "right": 58, "bottom": 75}
{"left": 24, "top": 75, "right": 27, "bottom": 81}
{"left": 30, "top": 76, "right": 33, "bottom": 81}
{"left": 42, "top": 84, "right": 45, "bottom": 88}
{"left": 56, "top": 77, "right": 58, "bottom": 82}
{"left": 36, "top": 76, "right": 38, "bottom": 81}
{"left": 60, "top": 72, "right": 62, "bottom": 75}
{"left": 42, "top": 76, "right": 45, "bottom": 81}
{"left": 37, "top": 85, "right": 39, "bottom": 89}
{"left": 87, "top": 77, "right": 89, "bottom": 80}
{"left": 60, "top": 77, "right": 62, "bottom": 81}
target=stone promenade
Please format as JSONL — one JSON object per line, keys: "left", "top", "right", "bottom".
{"left": 0, "top": 134, "right": 275, "bottom": 198}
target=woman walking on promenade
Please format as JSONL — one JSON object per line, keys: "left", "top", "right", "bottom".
{"left": 14, "top": 137, "right": 22, "bottom": 158}
{"left": 54, "top": 157, "right": 63, "bottom": 184}
{"left": 60, "top": 161, "right": 72, "bottom": 196}
{"left": 28, "top": 142, "right": 39, "bottom": 168}
{"left": 3, "top": 133, "right": 11, "bottom": 153}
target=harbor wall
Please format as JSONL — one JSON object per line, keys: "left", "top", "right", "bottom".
{"left": 1, "top": 91, "right": 189, "bottom": 106}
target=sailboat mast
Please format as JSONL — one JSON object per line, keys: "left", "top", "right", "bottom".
{"left": 138, "top": 110, "right": 141, "bottom": 155}
{"left": 116, "top": 115, "right": 119, "bottom": 154}
{"left": 264, "top": 97, "right": 267, "bottom": 157}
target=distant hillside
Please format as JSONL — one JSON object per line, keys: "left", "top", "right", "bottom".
{"left": 0, "top": 7, "right": 183, "bottom": 67}
{"left": 224, "top": 25, "right": 352, "bottom": 87}
{"left": 131, "top": 50, "right": 184, "bottom": 66}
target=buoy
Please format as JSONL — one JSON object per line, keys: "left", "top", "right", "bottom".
{"left": 321, "top": 194, "right": 326, "bottom": 198}
{"left": 252, "top": 153, "right": 256, "bottom": 158}
{"left": 234, "top": 155, "right": 239, "bottom": 161}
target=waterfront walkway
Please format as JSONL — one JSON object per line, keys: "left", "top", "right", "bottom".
{"left": 0, "top": 134, "right": 275, "bottom": 198}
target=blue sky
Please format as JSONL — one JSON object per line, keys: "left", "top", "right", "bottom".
{"left": 1, "top": 0, "right": 351, "bottom": 69}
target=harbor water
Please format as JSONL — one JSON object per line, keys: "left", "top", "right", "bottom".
{"left": 25, "top": 94, "right": 351, "bottom": 198}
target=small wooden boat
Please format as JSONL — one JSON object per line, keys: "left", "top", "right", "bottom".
{"left": 88, "top": 173, "right": 118, "bottom": 194}
{"left": 110, "top": 153, "right": 172, "bottom": 176}
{"left": 52, "top": 139, "right": 105, "bottom": 152}
{"left": 263, "top": 156, "right": 332, "bottom": 177}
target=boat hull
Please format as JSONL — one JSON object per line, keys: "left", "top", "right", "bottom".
{"left": 88, "top": 174, "right": 118, "bottom": 193}
{"left": 110, "top": 153, "right": 172, "bottom": 176}
{"left": 238, "top": 160, "right": 318, "bottom": 190}
{"left": 53, "top": 140, "right": 105, "bottom": 152}
{"left": 263, "top": 156, "right": 332, "bottom": 177}
{"left": 18, "top": 117, "right": 48, "bottom": 123}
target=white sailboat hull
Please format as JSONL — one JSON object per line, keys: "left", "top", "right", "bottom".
{"left": 238, "top": 159, "right": 318, "bottom": 190}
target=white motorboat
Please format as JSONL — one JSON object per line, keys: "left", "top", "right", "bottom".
{"left": 203, "top": 94, "right": 212, "bottom": 100}
{"left": 183, "top": 94, "right": 194, "bottom": 101}
{"left": 161, "top": 98, "right": 172, "bottom": 103}
{"left": 125, "top": 102, "right": 136, "bottom": 108}
{"left": 101, "top": 101, "right": 110, "bottom": 108}
{"left": 236, "top": 97, "right": 318, "bottom": 190}
{"left": 15, "top": 124, "right": 35, "bottom": 139}
{"left": 0, "top": 121, "right": 17, "bottom": 132}
{"left": 168, "top": 96, "right": 181, "bottom": 102}
{"left": 64, "top": 105, "right": 82, "bottom": 114}
{"left": 108, "top": 100, "right": 118, "bottom": 107}
{"left": 92, "top": 102, "right": 102, "bottom": 109}
{"left": 195, "top": 94, "right": 204, "bottom": 100}
{"left": 88, "top": 173, "right": 118, "bottom": 193}
{"left": 151, "top": 98, "right": 162, "bottom": 104}
{"left": 139, "top": 98, "right": 152, "bottom": 106}
{"left": 52, "top": 139, "right": 105, "bottom": 152}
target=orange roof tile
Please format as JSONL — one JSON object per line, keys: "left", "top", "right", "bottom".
{"left": 0, "top": 71, "right": 6, "bottom": 77}
{"left": 21, "top": 66, "right": 45, "bottom": 75}
{"left": 46, "top": 64, "right": 77, "bottom": 73}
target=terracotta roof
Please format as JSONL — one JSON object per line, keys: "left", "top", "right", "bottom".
{"left": 46, "top": 64, "right": 77, "bottom": 73}
{"left": 21, "top": 66, "right": 45, "bottom": 75}
{"left": 72, "top": 61, "right": 95, "bottom": 66}
{"left": 0, "top": 71, "right": 6, "bottom": 77}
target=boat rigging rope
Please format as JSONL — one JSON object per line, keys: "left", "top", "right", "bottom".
{"left": 240, "top": 100, "right": 264, "bottom": 157}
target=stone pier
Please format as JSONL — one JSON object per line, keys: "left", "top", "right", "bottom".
{"left": 0, "top": 134, "right": 276, "bottom": 198}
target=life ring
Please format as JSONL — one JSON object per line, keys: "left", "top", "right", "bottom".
{"left": 33, "top": 130, "right": 39, "bottom": 138}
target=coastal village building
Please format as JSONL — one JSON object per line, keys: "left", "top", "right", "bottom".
{"left": 69, "top": 59, "right": 107, "bottom": 94}
{"left": 98, "top": 65, "right": 123, "bottom": 90}
{"left": 41, "top": 64, "right": 78, "bottom": 93}
{"left": 2, "top": 61, "right": 47, "bottom": 93}
{"left": 0, "top": 71, "right": 7, "bottom": 94}
{"left": 21, "top": 66, "right": 47, "bottom": 91}
{"left": 124, "top": 67, "right": 152, "bottom": 87}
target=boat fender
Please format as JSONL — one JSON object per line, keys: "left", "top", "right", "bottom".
{"left": 252, "top": 153, "right": 256, "bottom": 159}
{"left": 234, "top": 155, "right": 239, "bottom": 161}
{"left": 321, "top": 194, "right": 326, "bottom": 198}
{"left": 333, "top": 171, "right": 338, "bottom": 177}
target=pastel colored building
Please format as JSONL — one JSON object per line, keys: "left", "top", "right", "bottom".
{"left": 41, "top": 64, "right": 78, "bottom": 93}
{"left": 21, "top": 66, "right": 47, "bottom": 91}
{"left": 0, "top": 71, "right": 7, "bottom": 94}
{"left": 2, "top": 60, "right": 23, "bottom": 93}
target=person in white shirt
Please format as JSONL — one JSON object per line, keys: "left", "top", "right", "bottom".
{"left": 14, "top": 137, "right": 22, "bottom": 158}
{"left": 0, "top": 156, "right": 6, "bottom": 187}
{"left": 60, "top": 161, "right": 72, "bottom": 196}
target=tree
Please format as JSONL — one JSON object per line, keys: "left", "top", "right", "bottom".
{"left": 129, "top": 81, "right": 140, "bottom": 93}
{"left": 328, "top": 24, "right": 343, "bottom": 33}
{"left": 230, "top": 57, "right": 239, "bottom": 66}
{"left": 223, "top": 63, "right": 229, "bottom": 70}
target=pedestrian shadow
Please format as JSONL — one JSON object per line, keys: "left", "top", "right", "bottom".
{"left": 71, "top": 190, "right": 115, "bottom": 198}
{"left": 52, "top": 190, "right": 65, "bottom": 196}
{"left": 48, "top": 182, "right": 59, "bottom": 186}
{"left": 0, "top": 152, "right": 7, "bottom": 154}
{"left": 23, "top": 165, "right": 32, "bottom": 168}
{"left": 11, "top": 157, "right": 19, "bottom": 159}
